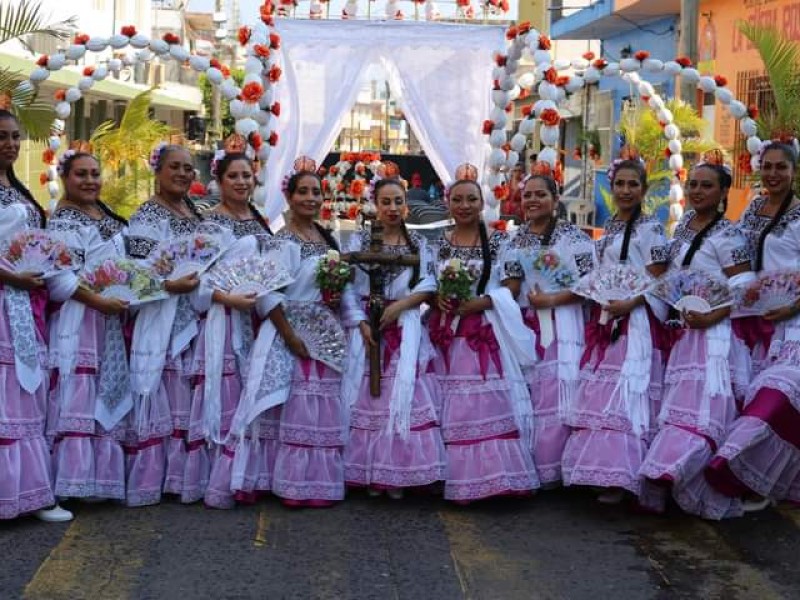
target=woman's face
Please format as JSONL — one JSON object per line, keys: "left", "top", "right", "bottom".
{"left": 0, "top": 117, "right": 21, "bottom": 170}
{"left": 612, "top": 168, "right": 646, "bottom": 213}
{"left": 686, "top": 167, "right": 725, "bottom": 214}
{"left": 521, "top": 177, "right": 556, "bottom": 223}
{"left": 157, "top": 148, "right": 194, "bottom": 197}
{"left": 760, "top": 148, "right": 796, "bottom": 198}
{"left": 375, "top": 182, "right": 406, "bottom": 227}
{"left": 219, "top": 159, "right": 254, "bottom": 205}
{"left": 287, "top": 174, "right": 322, "bottom": 219}
{"left": 448, "top": 181, "right": 482, "bottom": 226}
{"left": 63, "top": 156, "right": 101, "bottom": 205}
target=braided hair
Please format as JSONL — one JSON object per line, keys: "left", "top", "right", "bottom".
{"left": 755, "top": 141, "right": 798, "bottom": 271}
{"left": 373, "top": 178, "right": 420, "bottom": 288}
{"left": 681, "top": 163, "right": 732, "bottom": 267}
{"left": 449, "top": 179, "right": 491, "bottom": 295}
{"left": 523, "top": 174, "right": 560, "bottom": 247}
{"left": 0, "top": 110, "right": 46, "bottom": 228}
{"left": 610, "top": 160, "right": 648, "bottom": 262}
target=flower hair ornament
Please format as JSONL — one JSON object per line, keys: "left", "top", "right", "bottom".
{"left": 56, "top": 149, "right": 78, "bottom": 177}
{"left": 757, "top": 135, "right": 800, "bottom": 165}
{"left": 697, "top": 149, "right": 732, "bottom": 177}
{"left": 607, "top": 145, "right": 646, "bottom": 183}
{"left": 519, "top": 160, "right": 558, "bottom": 191}
{"left": 209, "top": 149, "right": 227, "bottom": 179}
{"left": 56, "top": 140, "right": 96, "bottom": 177}
{"left": 445, "top": 162, "right": 480, "bottom": 202}
{"left": 148, "top": 142, "right": 169, "bottom": 173}
{"left": 367, "top": 161, "right": 403, "bottom": 203}
{"left": 281, "top": 155, "right": 317, "bottom": 194}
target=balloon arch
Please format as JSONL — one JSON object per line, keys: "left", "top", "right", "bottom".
{"left": 21, "top": 5, "right": 763, "bottom": 222}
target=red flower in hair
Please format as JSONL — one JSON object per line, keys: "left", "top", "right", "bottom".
{"left": 271, "top": 102, "right": 281, "bottom": 117}
{"left": 675, "top": 56, "right": 692, "bottom": 68}
{"left": 83, "top": 66, "right": 95, "bottom": 77}
{"left": 748, "top": 104, "right": 759, "bottom": 119}
{"left": 241, "top": 82, "right": 264, "bottom": 103}
{"left": 495, "top": 55, "right": 507, "bottom": 67}
{"left": 521, "top": 105, "right": 533, "bottom": 117}
{"left": 506, "top": 26, "right": 518, "bottom": 40}
{"left": 582, "top": 51, "right": 595, "bottom": 61}
{"left": 518, "top": 21, "right": 531, "bottom": 35}
{"left": 268, "top": 131, "right": 279, "bottom": 146}
{"left": 39, "top": 173, "right": 49, "bottom": 186}
{"left": 121, "top": 25, "right": 137, "bottom": 37}
{"left": 714, "top": 75, "right": 728, "bottom": 87}
{"left": 268, "top": 64, "right": 282, "bottom": 83}
{"left": 238, "top": 26, "right": 252, "bottom": 46}
{"left": 544, "top": 67, "right": 558, "bottom": 84}
{"left": 593, "top": 58, "right": 608, "bottom": 69}
{"left": 269, "top": 33, "right": 281, "bottom": 50}
{"left": 36, "top": 55, "right": 49, "bottom": 67}
{"left": 254, "top": 44, "right": 270, "bottom": 58}
{"left": 634, "top": 50, "right": 650, "bottom": 61}
{"left": 54, "top": 89, "right": 66, "bottom": 102}
{"left": 42, "top": 149, "right": 55, "bottom": 164}
{"left": 73, "top": 33, "right": 90, "bottom": 45}
{"left": 162, "top": 32, "right": 180, "bottom": 45}
{"left": 482, "top": 120, "right": 495, "bottom": 135}
{"left": 538, "top": 35, "right": 551, "bottom": 51}
{"left": 540, "top": 108, "right": 561, "bottom": 127}
{"left": 189, "top": 181, "right": 207, "bottom": 196}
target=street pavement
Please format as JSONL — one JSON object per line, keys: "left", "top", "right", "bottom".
{"left": 3, "top": 487, "right": 800, "bottom": 599}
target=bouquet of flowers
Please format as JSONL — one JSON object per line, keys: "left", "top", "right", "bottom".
{"left": 732, "top": 270, "right": 800, "bottom": 316}
{"left": 206, "top": 255, "right": 295, "bottom": 298}
{"left": 520, "top": 248, "right": 578, "bottom": 292}
{"left": 438, "top": 258, "right": 477, "bottom": 331}
{"left": 572, "top": 264, "right": 652, "bottom": 304}
{"left": 147, "top": 232, "right": 225, "bottom": 280}
{"left": 80, "top": 258, "right": 167, "bottom": 305}
{"left": 649, "top": 268, "right": 732, "bottom": 314}
{"left": 1, "top": 230, "right": 74, "bottom": 277}
{"left": 315, "top": 249, "right": 351, "bottom": 308}
{"left": 285, "top": 302, "right": 346, "bottom": 372}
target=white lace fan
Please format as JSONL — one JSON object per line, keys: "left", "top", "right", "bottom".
{"left": 649, "top": 268, "right": 732, "bottom": 314}
{"left": 147, "top": 230, "right": 227, "bottom": 281}
{"left": 572, "top": 263, "right": 652, "bottom": 304}
{"left": 733, "top": 270, "right": 800, "bottom": 316}
{"left": 284, "top": 303, "right": 345, "bottom": 373}
{"left": 205, "top": 255, "right": 295, "bottom": 298}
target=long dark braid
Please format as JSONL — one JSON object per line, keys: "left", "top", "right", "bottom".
{"left": 476, "top": 220, "right": 491, "bottom": 296}
{"left": 400, "top": 219, "right": 421, "bottom": 289}
{"left": 315, "top": 222, "right": 339, "bottom": 251}
{"left": 755, "top": 190, "right": 794, "bottom": 271}
{"left": 96, "top": 200, "right": 128, "bottom": 226}
{"left": 619, "top": 203, "right": 642, "bottom": 262}
{"left": 185, "top": 195, "right": 204, "bottom": 221}
{"left": 8, "top": 166, "right": 46, "bottom": 228}
{"left": 249, "top": 202, "right": 272, "bottom": 234}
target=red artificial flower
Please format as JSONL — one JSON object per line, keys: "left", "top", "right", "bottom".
{"left": 121, "top": 25, "right": 137, "bottom": 37}
{"left": 189, "top": 181, "right": 207, "bottom": 196}
{"left": 556, "top": 75, "right": 570, "bottom": 87}
{"left": 39, "top": 172, "right": 49, "bottom": 186}
{"left": 540, "top": 108, "right": 561, "bottom": 127}
{"left": 347, "top": 203, "right": 360, "bottom": 220}
{"left": 492, "top": 185, "right": 509, "bottom": 202}
{"left": 36, "top": 55, "right": 49, "bottom": 67}
{"left": 676, "top": 168, "right": 687, "bottom": 182}
{"left": 544, "top": 67, "right": 558, "bottom": 84}
{"left": 634, "top": 50, "right": 650, "bottom": 61}
{"left": 350, "top": 179, "right": 366, "bottom": 197}
{"left": 505, "top": 102, "right": 513, "bottom": 113}
{"left": 268, "top": 64, "right": 282, "bottom": 83}
{"left": 675, "top": 56, "right": 692, "bottom": 68}
{"left": 329, "top": 165, "right": 339, "bottom": 175}
{"left": 162, "top": 32, "right": 181, "bottom": 45}
{"left": 572, "top": 147, "right": 582, "bottom": 161}
{"left": 664, "top": 147, "right": 672, "bottom": 158}
{"left": 269, "top": 33, "right": 281, "bottom": 50}
{"left": 554, "top": 162, "right": 564, "bottom": 186}
{"left": 238, "top": 26, "right": 252, "bottom": 46}
{"left": 336, "top": 182, "right": 345, "bottom": 192}
{"left": 209, "top": 58, "right": 222, "bottom": 70}
{"left": 268, "top": 131, "right": 279, "bottom": 146}
{"left": 42, "top": 148, "right": 55, "bottom": 164}
{"left": 83, "top": 66, "right": 95, "bottom": 77}
{"left": 714, "top": 75, "right": 728, "bottom": 87}
{"left": 582, "top": 51, "right": 595, "bottom": 61}
{"left": 538, "top": 35, "right": 551, "bottom": 51}
{"left": 489, "top": 219, "right": 508, "bottom": 232}
{"left": 73, "top": 33, "right": 90, "bottom": 45}
{"left": 271, "top": 102, "right": 281, "bottom": 117}
{"left": 492, "top": 79, "right": 501, "bottom": 90}
{"left": 495, "top": 54, "right": 507, "bottom": 67}
{"left": 738, "top": 152, "right": 753, "bottom": 174}
{"left": 518, "top": 21, "right": 531, "bottom": 35}
{"left": 254, "top": 44, "right": 270, "bottom": 59}
{"left": 518, "top": 88, "right": 530, "bottom": 100}
{"left": 482, "top": 120, "right": 495, "bottom": 135}
{"left": 220, "top": 65, "right": 231, "bottom": 78}
{"left": 748, "top": 104, "right": 759, "bottom": 119}
{"left": 506, "top": 25, "right": 518, "bottom": 40}
{"left": 320, "top": 205, "right": 333, "bottom": 221}
{"left": 521, "top": 105, "right": 533, "bottom": 117}
{"left": 241, "top": 82, "right": 264, "bottom": 103}
{"left": 249, "top": 132, "right": 263, "bottom": 151}
{"left": 321, "top": 179, "right": 330, "bottom": 194}
{"left": 593, "top": 58, "right": 608, "bottom": 69}
{"left": 54, "top": 89, "right": 66, "bottom": 102}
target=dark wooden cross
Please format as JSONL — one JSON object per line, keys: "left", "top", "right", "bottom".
{"left": 344, "top": 219, "right": 420, "bottom": 397}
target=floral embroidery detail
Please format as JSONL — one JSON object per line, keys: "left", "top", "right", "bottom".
{"left": 0, "top": 184, "right": 42, "bottom": 229}
{"left": 50, "top": 206, "right": 124, "bottom": 241}
{"left": 574, "top": 252, "right": 594, "bottom": 276}
{"left": 205, "top": 213, "right": 269, "bottom": 238}
{"left": 275, "top": 230, "right": 334, "bottom": 260}
{"left": 129, "top": 199, "right": 199, "bottom": 237}
{"left": 650, "top": 244, "right": 669, "bottom": 263}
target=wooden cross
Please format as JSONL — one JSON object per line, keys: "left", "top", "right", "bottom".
{"left": 344, "top": 219, "right": 420, "bottom": 397}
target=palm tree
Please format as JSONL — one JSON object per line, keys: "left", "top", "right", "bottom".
{"left": 0, "top": 0, "right": 76, "bottom": 140}
{"left": 91, "top": 90, "right": 174, "bottom": 218}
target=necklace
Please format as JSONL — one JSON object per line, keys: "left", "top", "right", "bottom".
{"left": 155, "top": 195, "right": 194, "bottom": 220}
{"left": 450, "top": 227, "right": 479, "bottom": 247}
{"left": 290, "top": 218, "right": 322, "bottom": 243}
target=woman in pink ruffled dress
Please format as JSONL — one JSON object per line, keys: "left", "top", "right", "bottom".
{"left": 706, "top": 141, "right": 800, "bottom": 511}
{"left": 639, "top": 159, "right": 752, "bottom": 519}
{"left": 0, "top": 110, "right": 71, "bottom": 522}
{"left": 501, "top": 170, "right": 596, "bottom": 488}
{"left": 428, "top": 167, "right": 539, "bottom": 502}
{"left": 561, "top": 158, "right": 669, "bottom": 506}
{"left": 47, "top": 151, "right": 131, "bottom": 504}
{"left": 342, "top": 176, "right": 445, "bottom": 499}
{"left": 124, "top": 144, "right": 203, "bottom": 506}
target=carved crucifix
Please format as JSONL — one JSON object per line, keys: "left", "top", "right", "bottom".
{"left": 344, "top": 219, "right": 420, "bottom": 397}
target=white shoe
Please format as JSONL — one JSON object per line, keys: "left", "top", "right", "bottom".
{"left": 35, "top": 504, "right": 74, "bottom": 523}
{"left": 743, "top": 497, "right": 772, "bottom": 513}
{"left": 387, "top": 489, "right": 404, "bottom": 500}
{"left": 597, "top": 489, "right": 625, "bottom": 505}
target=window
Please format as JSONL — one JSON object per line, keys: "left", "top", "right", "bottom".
{"left": 734, "top": 71, "right": 775, "bottom": 188}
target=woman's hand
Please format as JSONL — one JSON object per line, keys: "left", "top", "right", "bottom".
{"left": 219, "top": 292, "right": 258, "bottom": 312}
{"left": 764, "top": 303, "right": 800, "bottom": 323}
{"left": 7, "top": 271, "right": 45, "bottom": 291}
{"left": 93, "top": 296, "right": 129, "bottom": 316}
{"left": 379, "top": 300, "right": 406, "bottom": 329}
{"left": 683, "top": 306, "right": 729, "bottom": 330}
{"left": 359, "top": 321, "right": 377, "bottom": 348}
{"left": 455, "top": 297, "right": 488, "bottom": 316}
{"left": 164, "top": 273, "right": 200, "bottom": 294}
{"left": 285, "top": 332, "right": 310, "bottom": 358}
{"left": 436, "top": 294, "right": 456, "bottom": 313}
{"left": 527, "top": 286, "right": 554, "bottom": 310}
{"left": 605, "top": 296, "right": 641, "bottom": 318}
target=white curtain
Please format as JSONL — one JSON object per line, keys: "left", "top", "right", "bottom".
{"left": 266, "top": 20, "right": 505, "bottom": 225}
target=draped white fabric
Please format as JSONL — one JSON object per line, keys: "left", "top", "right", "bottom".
{"left": 266, "top": 20, "right": 505, "bottom": 225}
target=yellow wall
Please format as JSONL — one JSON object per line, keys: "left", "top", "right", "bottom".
{"left": 517, "top": 0, "right": 549, "bottom": 32}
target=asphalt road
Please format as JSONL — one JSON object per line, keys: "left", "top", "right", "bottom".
{"left": 3, "top": 488, "right": 800, "bottom": 599}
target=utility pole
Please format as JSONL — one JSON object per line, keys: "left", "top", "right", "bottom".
{"left": 679, "top": 0, "right": 699, "bottom": 107}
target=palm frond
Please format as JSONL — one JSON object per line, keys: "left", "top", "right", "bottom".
{"left": 0, "top": 0, "right": 76, "bottom": 50}
{"left": 13, "top": 100, "right": 53, "bottom": 140}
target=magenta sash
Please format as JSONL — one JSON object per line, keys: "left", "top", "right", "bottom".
{"left": 732, "top": 316, "right": 775, "bottom": 352}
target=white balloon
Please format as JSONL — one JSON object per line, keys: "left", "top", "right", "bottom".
{"left": 46, "top": 54, "right": 66, "bottom": 71}
{"left": 92, "top": 65, "right": 108, "bottom": 80}
{"left": 540, "top": 125, "right": 560, "bottom": 147}
{"left": 619, "top": 58, "right": 640, "bottom": 72}
{"left": 54, "top": 102, "right": 71, "bottom": 120}
{"left": 85, "top": 37, "right": 108, "bottom": 52}
{"left": 533, "top": 99, "right": 556, "bottom": 114}
{"left": 47, "top": 181, "right": 60, "bottom": 197}
{"left": 48, "top": 137, "right": 60, "bottom": 151}
{"left": 109, "top": 34, "right": 129, "bottom": 49}
{"left": 77, "top": 76, "right": 94, "bottom": 91}
{"left": 254, "top": 110, "right": 271, "bottom": 126}
{"left": 169, "top": 45, "right": 190, "bottom": 62}
{"left": 669, "top": 202, "right": 683, "bottom": 221}
{"left": 658, "top": 108, "right": 674, "bottom": 124}
{"left": 518, "top": 118, "right": 536, "bottom": 136}
{"left": 234, "top": 118, "right": 259, "bottom": 137}
{"left": 492, "top": 90, "right": 510, "bottom": 107}
{"left": 751, "top": 155, "right": 761, "bottom": 172}
{"left": 47, "top": 166, "right": 58, "bottom": 180}
{"left": 663, "top": 61, "right": 682, "bottom": 76}
{"left": 741, "top": 118, "right": 758, "bottom": 137}
{"left": 489, "top": 129, "right": 506, "bottom": 148}
{"left": 206, "top": 67, "right": 223, "bottom": 85}
{"left": 510, "top": 133, "right": 527, "bottom": 152}
{"left": 565, "top": 76, "right": 585, "bottom": 93}
{"left": 229, "top": 99, "right": 247, "bottom": 119}
{"left": 149, "top": 39, "right": 169, "bottom": 55}
{"left": 506, "top": 150, "right": 520, "bottom": 169}
{"left": 15, "top": 80, "right": 33, "bottom": 96}
{"left": 65, "top": 87, "right": 82, "bottom": 103}
{"left": 669, "top": 184, "right": 684, "bottom": 203}
{"left": 65, "top": 44, "right": 86, "bottom": 60}
{"left": 488, "top": 148, "right": 506, "bottom": 169}
{"left": 108, "top": 58, "right": 122, "bottom": 72}
{"left": 643, "top": 58, "right": 664, "bottom": 72}
{"left": 538, "top": 147, "right": 558, "bottom": 167}
{"left": 668, "top": 154, "right": 684, "bottom": 171}
{"left": 648, "top": 95, "right": 665, "bottom": 110}
{"left": 571, "top": 58, "right": 589, "bottom": 71}
{"left": 698, "top": 76, "right": 717, "bottom": 93}
{"left": 583, "top": 67, "right": 601, "bottom": 84}
{"left": 244, "top": 72, "right": 262, "bottom": 86}
{"left": 486, "top": 172, "right": 504, "bottom": 189}
{"left": 626, "top": 72, "right": 642, "bottom": 85}
{"left": 492, "top": 66, "right": 505, "bottom": 81}
{"left": 638, "top": 81, "right": 655, "bottom": 97}
{"left": 220, "top": 80, "right": 239, "bottom": 100}
{"left": 508, "top": 85, "right": 521, "bottom": 101}
{"left": 136, "top": 49, "right": 153, "bottom": 62}
{"left": 257, "top": 145, "right": 271, "bottom": 162}
{"left": 532, "top": 49, "right": 552, "bottom": 65}
{"left": 604, "top": 63, "right": 620, "bottom": 77}
{"left": 664, "top": 123, "right": 680, "bottom": 139}
{"left": 746, "top": 136, "right": 763, "bottom": 155}
{"left": 715, "top": 87, "right": 733, "bottom": 105}
{"left": 668, "top": 139, "right": 682, "bottom": 154}
{"left": 681, "top": 68, "right": 701, "bottom": 85}
{"left": 553, "top": 58, "right": 571, "bottom": 70}
{"left": 518, "top": 72, "right": 535, "bottom": 89}
{"left": 29, "top": 68, "right": 50, "bottom": 83}
{"left": 500, "top": 76, "right": 515, "bottom": 91}
{"left": 493, "top": 113, "right": 508, "bottom": 130}
{"left": 728, "top": 100, "right": 747, "bottom": 119}
{"left": 130, "top": 34, "right": 150, "bottom": 49}
{"left": 189, "top": 55, "right": 211, "bottom": 72}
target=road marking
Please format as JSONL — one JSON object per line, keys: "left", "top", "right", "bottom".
{"left": 24, "top": 508, "right": 153, "bottom": 600}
